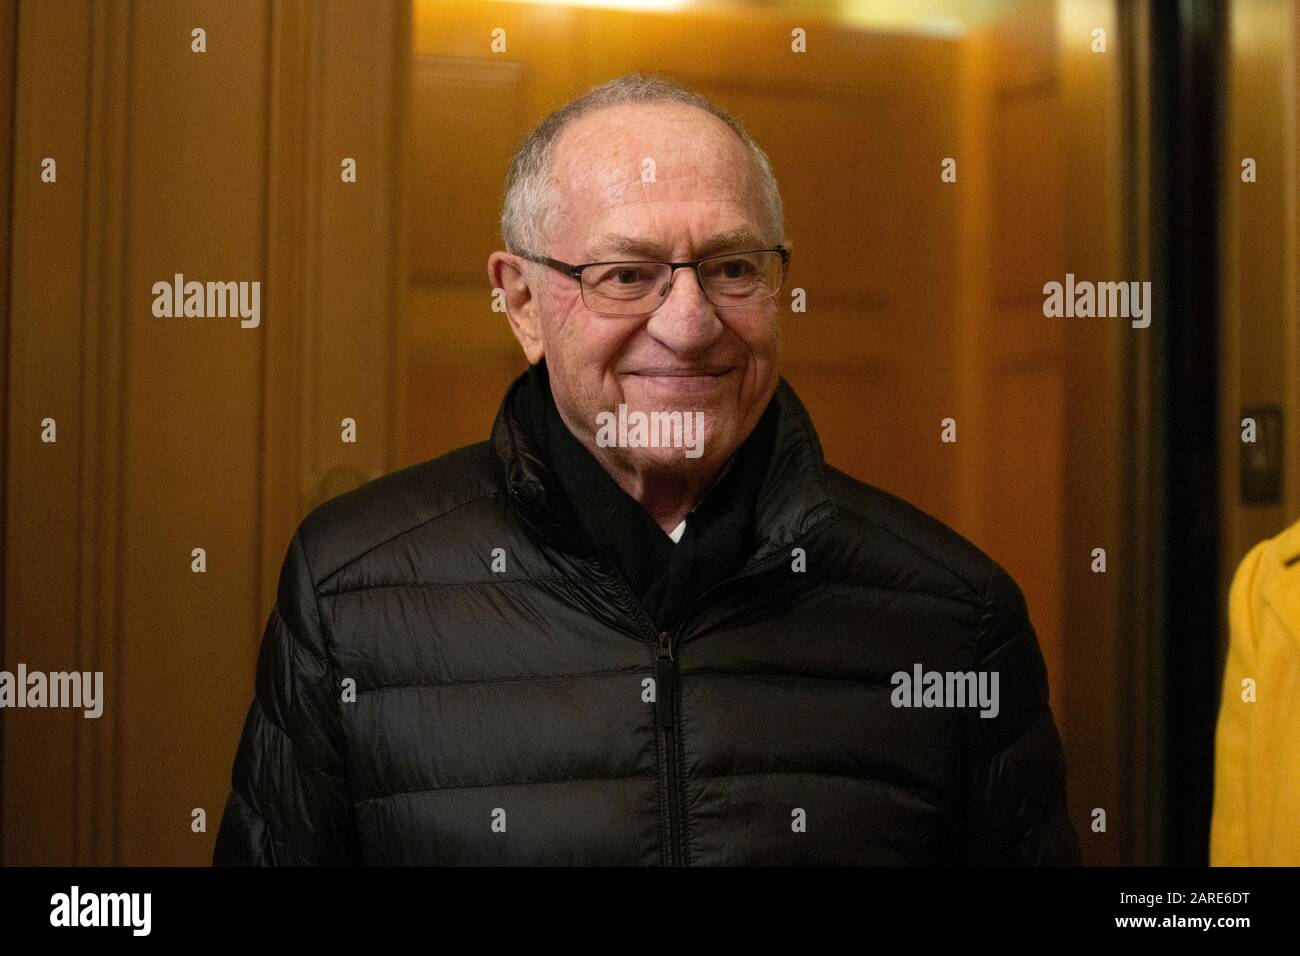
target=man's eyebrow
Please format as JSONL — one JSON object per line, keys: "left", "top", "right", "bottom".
{"left": 586, "top": 227, "right": 766, "bottom": 260}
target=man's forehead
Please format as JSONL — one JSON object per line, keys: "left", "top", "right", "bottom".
{"left": 550, "top": 104, "right": 765, "bottom": 256}
{"left": 552, "top": 104, "right": 752, "bottom": 195}
{"left": 584, "top": 226, "right": 766, "bottom": 260}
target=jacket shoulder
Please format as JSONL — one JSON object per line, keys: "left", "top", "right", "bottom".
{"left": 294, "top": 441, "right": 501, "bottom": 586}
{"left": 820, "top": 464, "right": 1007, "bottom": 608}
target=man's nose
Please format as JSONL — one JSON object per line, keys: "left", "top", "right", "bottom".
{"left": 644, "top": 267, "right": 724, "bottom": 353}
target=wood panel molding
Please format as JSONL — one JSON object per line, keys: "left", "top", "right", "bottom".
{"left": 77, "top": 0, "right": 131, "bottom": 868}
{"left": 260, "top": 0, "right": 410, "bottom": 613}
{"left": 3, "top": 0, "right": 130, "bottom": 865}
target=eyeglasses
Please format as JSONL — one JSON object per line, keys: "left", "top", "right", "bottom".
{"left": 515, "top": 245, "right": 790, "bottom": 317}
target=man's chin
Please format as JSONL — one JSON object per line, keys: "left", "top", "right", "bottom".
{"left": 589, "top": 403, "right": 727, "bottom": 467}
{"left": 618, "top": 445, "right": 721, "bottom": 474}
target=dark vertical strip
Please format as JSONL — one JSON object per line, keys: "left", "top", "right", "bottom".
{"left": 1149, "top": 0, "right": 1225, "bottom": 865}
{"left": 1119, "top": 0, "right": 1165, "bottom": 866}
{"left": 0, "top": 0, "right": 21, "bottom": 870}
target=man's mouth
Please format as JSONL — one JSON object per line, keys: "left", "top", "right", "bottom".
{"left": 622, "top": 368, "right": 735, "bottom": 396}
{"left": 624, "top": 367, "right": 734, "bottom": 379}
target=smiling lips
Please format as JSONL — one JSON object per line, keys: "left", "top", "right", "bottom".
{"left": 624, "top": 367, "right": 735, "bottom": 394}
{"left": 626, "top": 366, "right": 733, "bottom": 378}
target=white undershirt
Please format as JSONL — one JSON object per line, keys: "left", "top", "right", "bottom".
{"left": 663, "top": 454, "right": 739, "bottom": 545}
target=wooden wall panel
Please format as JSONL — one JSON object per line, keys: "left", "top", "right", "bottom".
{"left": 411, "top": 56, "right": 527, "bottom": 283}
{"left": 957, "top": 5, "right": 1064, "bottom": 632}
{"left": 1056, "top": 0, "right": 1137, "bottom": 866}
{"left": 957, "top": 0, "right": 1142, "bottom": 864}
{"left": 406, "top": 349, "right": 525, "bottom": 459}
{"left": 1221, "top": 0, "right": 1298, "bottom": 606}
{"left": 115, "top": 0, "right": 269, "bottom": 867}
{"left": 988, "top": 359, "right": 1065, "bottom": 710}
{"left": 0, "top": 0, "right": 14, "bottom": 866}
{"left": 3, "top": 0, "right": 407, "bottom": 865}
{"left": 302, "top": 0, "right": 408, "bottom": 514}
{"left": 4, "top": 0, "right": 96, "bottom": 866}
{"left": 993, "top": 79, "right": 1065, "bottom": 307}
{"left": 779, "top": 363, "right": 901, "bottom": 492}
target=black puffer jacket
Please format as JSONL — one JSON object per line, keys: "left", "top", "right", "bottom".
{"left": 213, "top": 374, "right": 1080, "bottom": 865}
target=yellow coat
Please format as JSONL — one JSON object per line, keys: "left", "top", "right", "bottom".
{"left": 1211, "top": 516, "right": 1300, "bottom": 865}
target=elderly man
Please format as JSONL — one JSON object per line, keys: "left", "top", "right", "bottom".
{"left": 214, "top": 73, "right": 1079, "bottom": 866}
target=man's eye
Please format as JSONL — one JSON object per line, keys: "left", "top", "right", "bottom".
{"left": 705, "top": 256, "right": 757, "bottom": 281}
{"left": 591, "top": 265, "right": 655, "bottom": 286}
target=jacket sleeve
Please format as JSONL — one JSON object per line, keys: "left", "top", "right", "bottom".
{"left": 959, "top": 563, "right": 1081, "bottom": 865}
{"left": 1209, "top": 540, "right": 1265, "bottom": 866}
{"left": 213, "top": 530, "right": 361, "bottom": 865}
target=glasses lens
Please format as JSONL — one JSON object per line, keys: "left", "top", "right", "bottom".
{"left": 699, "top": 251, "right": 783, "bottom": 307}
{"left": 581, "top": 262, "right": 672, "bottom": 315}
{"left": 579, "top": 252, "right": 785, "bottom": 316}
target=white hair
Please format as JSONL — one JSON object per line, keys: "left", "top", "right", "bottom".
{"left": 499, "top": 72, "right": 785, "bottom": 276}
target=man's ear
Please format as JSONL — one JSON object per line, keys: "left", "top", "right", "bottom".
{"left": 487, "top": 251, "right": 545, "bottom": 364}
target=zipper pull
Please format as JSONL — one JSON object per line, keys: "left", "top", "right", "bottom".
{"left": 655, "top": 631, "right": 676, "bottom": 728}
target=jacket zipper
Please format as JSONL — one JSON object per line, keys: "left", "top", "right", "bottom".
{"left": 588, "top": 512, "right": 838, "bottom": 867}
{"left": 654, "top": 629, "right": 681, "bottom": 867}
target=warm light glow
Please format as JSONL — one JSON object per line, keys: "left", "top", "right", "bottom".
{"left": 497, "top": 0, "right": 693, "bottom": 10}
{"left": 479, "top": 0, "right": 1024, "bottom": 37}
{"left": 838, "top": 0, "right": 1021, "bottom": 36}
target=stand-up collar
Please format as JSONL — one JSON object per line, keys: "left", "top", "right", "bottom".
{"left": 491, "top": 365, "right": 837, "bottom": 568}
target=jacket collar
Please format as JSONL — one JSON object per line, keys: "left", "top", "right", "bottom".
{"left": 491, "top": 367, "right": 837, "bottom": 568}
